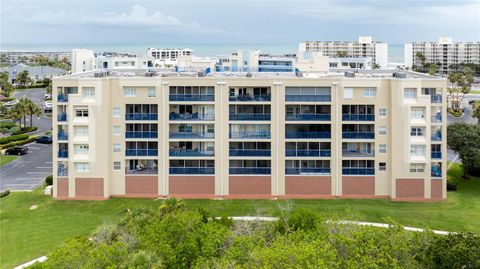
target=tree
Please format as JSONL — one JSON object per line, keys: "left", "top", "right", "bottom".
{"left": 25, "top": 99, "right": 42, "bottom": 128}
{"left": 472, "top": 101, "right": 480, "bottom": 125}
{"left": 373, "top": 63, "right": 381, "bottom": 70}
{"left": 447, "top": 68, "right": 473, "bottom": 112}
{"left": 12, "top": 100, "right": 28, "bottom": 128}
{"left": 428, "top": 63, "right": 438, "bottom": 76}
{"left": 16, "top": 70, "right": 32, "bottom": 87}
{"left": 447, "top": 123, "right": 480, "bottom": 178}
{"left": 0, "top": 71, "right": 14, "bottom": 97}
{"left": 336, "top": 51, "right": 348, "bottom": 58}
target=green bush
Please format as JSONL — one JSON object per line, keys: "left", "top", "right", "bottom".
{"left": 447, "top": 176, "right": 457, "bottom": 191}
{"left": 0, "top": 136, "right": 38, "bottom": 150}
{"left": 0, "top": 189, "right": 10, "bottom": 198}
{"left": 0, "top": 121, "right": 16, "bottom": 129}
{"left": 45, "top": 175, "right": 53, "bottom": 186}
{"left": 448, "top": 108, "right": 464, "bottom": 117}
{"left": 0, "top": 133, "right": 29, "bottom": 145}
{"left": 11, "top": 126, "right": 38, "bottom": 135}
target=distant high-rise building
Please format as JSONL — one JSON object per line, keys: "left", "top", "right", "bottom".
{"left": 404, "top": 37, "right": 480, "bottom": 74}
{"left": 299, "top": 36, "right": 389, "bottom": 69}
{"left": 147, "top": 48, "right": 193, "bottom": 61}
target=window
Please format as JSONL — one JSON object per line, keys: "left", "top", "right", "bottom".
{"left": 74, "top": 126, "right": 88, "bottom": 136}
{"left": 379, "top": 126, "right": 387, "bottom": 135}
{"left": 410, "top": 163, "right": 425, "bottom": 173}
{"left": 113, "top": 108, "right": 121, "bottom": 118}
{"left": 410, "top": 107, "right": 425, "bottom": 120}
{"left": 75, "top": 162, "right": 90, "bottom": 173}
{"left": 123, "top": 87, "right": 136, "bottom": 97}
{"left": 113, "top": 161, "right": 121, "bottom": 171}
{"left": 379, "top": 144, "right": 387, "bottom": 153}
{"left": 379, "top": 108, "right": 387, "bottom": 117}
{"left": 343, "top": 87, "right": 353, "bottom": 99}
{"left": 148, "top": 87, "right": 156, "bottom": 97}
{"left": 74, "top": 144, "right": 89, "bottom": 154}
{"left": 379, "top": 162, "right": 386, "bottom": 171}
{"left": 75, "top": 108, "right": 89, "bottom": 117}
{"left": 410, "top": 127, "right": 424, "bottom": 136}
{"left": 363, "top": 88, "right": 376, "bottom": 97}
{"left": 82, "top": 87, "right": 95, "bottom": 97}
{"left": 404, "top": 88, "right": 417, "bottom": 99}
{"left": 410, "top": 145, "right": 426, "bottom": 156}
{"left": 113, "top": 125, "right": 121, "bottom": 135}
{"left": 113, "top": 143, "right": 121, "bottom": 152}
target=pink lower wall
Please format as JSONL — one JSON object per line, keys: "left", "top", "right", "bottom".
{"left": 285, "top": 176, "right": 331, "bottom": 196}
{"left": 396, "top": 178, "right": 424, "bottom": 199}
{"left": 342, "top": 176, "right": 375, "bottom": 196}
{"left": 56, "top": 177, "right": 69, "bottom": 198}
{"left": 75, "top": 178, "right": 104, "bottom": 198}
{"left": 229, "top": 176, "right": 271, "bottom": 196}
{"left": 169, "top": 176, "right": 215, "bottom": 195}
{"left": 125, "top": 176, "right": 158, "bottom": 196}
{"left": 431, "top": 179, "right": 443, "bottom": 199}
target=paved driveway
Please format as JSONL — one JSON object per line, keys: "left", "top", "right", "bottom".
{"left": 0, "top": 142, "right": 52, "bottom": 191}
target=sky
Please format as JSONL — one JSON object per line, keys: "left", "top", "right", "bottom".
{"left": 1, "top": 0, "right": 479, "bottom": 47}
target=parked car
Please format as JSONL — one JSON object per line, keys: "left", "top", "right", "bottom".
{"left": 4, "top": 99, "right": 19, "bottom": 106}
{"left": 43, "top": 101, "right": 52, "bottom": 113}
{"left": 5, "top": 146, "right": 28, "bottom": 155}
{"left": 44, "top": 93, "right": 52, "bottom": 100}
{"left": 37, "top": 135, "right": 52, "bottom": 144}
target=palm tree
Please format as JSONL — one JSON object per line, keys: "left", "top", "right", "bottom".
{"left": 159, "top": 197, "right": 185, "bottom": 215}
{"left": 25, "top": 99, "right": 42, "bottom": 128}
{"left": 12, "top": 99, "right": 28, "bottom": 128}
{"left": 472, "top": 101, "right": 480, "bottom": 125}
{"left": 6, "top": 107, "right": 22, "bottom": 126}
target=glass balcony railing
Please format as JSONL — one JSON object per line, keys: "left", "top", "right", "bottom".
{"left": 342, "top": 167, "right": 375, "bottom": 175}
{"left": 229, "top": 149, "right": 271, "bottom": 156}
{"left": 342, "top": 150, "right": 375, "bottom": 157}
{"left": 229, "top": 95, "right": 271, "bottom": 102}
{"left": 169, "top": 167, "right": 215, "bottom": 174}
{"left": 342, "top": 132, "right": 375, "bottom": 139}
{"left": 285, "top": 132, "right": 331, "bottom": 139}
{"left": 285, "top": 149, "right": 331, "bottom": 157}
{"left": 57, "top": 132, "right": 68, "bottom": 140}
{"left": 57, "top": 114, "right": 67, "bottom": 122}
{"left": 342, "top": 114, "right": 375, "bottom": 121}
{"left": 229, "top": 167, "right": 271, "bottom": 175}
{"left": 285, "top": 95, "right": 331, "bottom": 102}
{"left": 125, "top": 113, "right": 158, "bottom": 121}
{"left": 57, "top": 167, "right": 68, "bottom": 176}
{"left": 229, "top": 114, "right": 271, "bottom": 121}
{"left": 125, "top": 131, "right": 158, "bottom": 138}
{"left": 431, "top": 151, "right": 442, "bottom": 159}
{"left": 285, "top": 167, "right": 331, "bottom": 175}
{"left": 57, "top": 94, "right": 68, "bottom": 102}
{"left": 169, "top": 149, "right": 214, "bottom": 157}
{"left": 431, "top": 166, "right": 442, "bottom": 177}
{"left": 431, "top": 114, "right": 442, "bottom": 123}
{"left": 431, "top": 133, "right": 442, "bottom": 141}
{"left": 125, "top": 167, "right": 158, "bottom": 175}
{"left": 169, "top": 95, "right": 214, "bottom": 102}
{"left": 229, "top": 132, "right": 271, "bottom": 139}
{"left": 58, "top": 150, "right": 68, "bottom": 158}
{"left": 285, "top": 114, "right": 331, "bottom": 121}
{"left": 169, "top": 132, "right": 215, "bottom": 139}
{"left": 169, "top": 113, "right": 215, "bottom": 121}
{"left": 431, "top": 95, "right": 442, "bottom": 103}
{"left": 125, "top": 149, "right": 158, "bottom": 156}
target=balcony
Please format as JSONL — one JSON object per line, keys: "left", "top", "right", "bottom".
{"left": 285, "top": 114, "right": 331, "bottom": 121}
{"left": 285, "top": 132, "right": 331, "bottom": 139}
{"left": 431, "top": 151, "right": 442, "bottom": 159}
{"left": 342, "top": 114, "right": 374, "bottom": 121}
{"left": 125, "top": 149, "right": 158, "bottom": 156}
{"left": 431, "top": 114, "right": 442, "bottom": 123}
{"left": 285, "top": 149, "right": 331, "bottom": 157}
{"left": 57, "top": 132, "right": 68, "bottom": 140}
{"left": 342, "top": 167, "right": 375, "bottom": 175}
{"left": 57, "top": 114, "right": 67, "bottom": 122}
{"left": 169, "top": 95, "right": 214, "bottom": 102}
{"left": 229, "top": 95, "right": 271, "bottom": 102}
{"left": 125, "top": 113, "right": 158, "bottom": 121}
{"left": 229, "top": 114, "right": 271, "bottom": 121}
{"left": 285, "top": 95, "right": 331, "bottom": 102}
{"left": 342, "top": 132, "right": 375, "bottom": 139}
{"left": 57, "top": 94, "right": 68, "bottom": 102}
{"left": 125, "top": 167, "right": 158, "bottom": 175}
{"left": 229, "top": 132, "right": 271, "bottom": 139}
{"left": 58, "top": 150, "right": 68, "bottom": 158}
{"left": 57, "top": 167, "right": 68, "bottom": 176}
{"left": 285, "top": 167, "right": 331, "bottom": 175}
{"left": 169, "top": 113, "right": 215, "bottom": 121}
{"left": 229, "top": 149, "right": 271, "bottom": 157}
{"left": 431, "top": 166, "right": 442, "bottom": 177}
{"left": 342, "top": 150, "right": 375, "bottom": 157}
{"left": 431, "top": 133, "right": 442, "bottom": 141}
{"left": 229, "top": 167, "right": 271, "bottom": 174}
{"left": 169, "top": 132, "right": 215, "bottom": 139}
{"left": 125, "top": 131, "right": 158, "bottom": 139}
{"left": 169, "top": 167, "right": 214, "bottom": 174}
{"left": 169, "top": 149, "right": 214, "bottom": 157}
{"left": 431, "top": 95, "right": 442, "bottom": 103}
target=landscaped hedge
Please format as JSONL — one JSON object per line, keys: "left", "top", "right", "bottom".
{"left": 0, "top": 190, "right": 10, "bottom": 198}
{"left": 11, "top": 126, "right": 38, "bottom": 135}
{"left": 0, "top": 136, "right": 38, "bottom": 150}
{"left": 45, "top": 175, "right": 53, "bottom": 186}
{"left": 0, "top": 134, "right": 29, "bottom": 145}
{"left": 0, "top": 122, "right": 16, "bottom": 129}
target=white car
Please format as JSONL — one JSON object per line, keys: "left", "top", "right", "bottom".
{"left": 4, "top": 99, "right": 19, "bottom": 106}
{"left": 43, "top": 101, "right": 53, "bottom": 113}
{"left": 44, "top": 93, "right": 52, "bottom": 100}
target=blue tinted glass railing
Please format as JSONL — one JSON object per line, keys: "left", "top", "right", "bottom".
{"left": 431, "top": 95, "right": 442, "bottom": 103}
{"left": 229, "top": 167, "right": 271, "bottom": 175}
{"left": 342, "top": 132, "right": 375, "bottom": 139}
{"left": 57, "top": 94, "right": 68, "bottom": 102}
{"left": 431, "top": 133, "right": 442, "bottom": 141}
{"left": 125, "top": 149, "right": 158, "bottom": 156}
{"left": 431, "top": 151, "right": 442, "bottom": 159}
{"left": 125, "top": 113, "right": 158, "bottom": 121}
{"left": 286, "top": 114, "right": 331, "bottom": 121}
{"left": 57, "top": 167, "right": 68, "bottom": 176}
{"left": 229, "top": 95, "right": 271, "bottom": 102}
{"left": 229, "top": 149, "right": 271, "bottom": 156}
{"left": 285, "top": 167, "right": 331, "bottom": 175}
{"left": 169, "top": 95, "right": 215, "bottom": 101}
{"left": 57, "top": 132, "right": 68, "bottom": 140}
{"left": 125, "top": 131, "right": 158, "bottom": 138}
{"left": 229, "top": 114, "right": 271, "bottom": 121}
{"left": 342, "top": 114, "right": 375, "bottom": 121}
{"left": 125, "top": 168, "right": 158, "bottom": 175}
{"left": 58, "top": 150, "right": 68, "bottom": 158}
{"left": 342, "top": 167, "right": 375, "bottom": 175}
{"left": 285, "top": 95, "right": 331, "bottom": 102}
{"left": 169, "top": 132, "right": 215, "bottom": 139}
{"left": 285, "top": 149, "right": 331, "bottom": 157}
{"left": 57, "top": 114, "right": 67, "bottom": 121}
{"left": 285, "top": 132, "right": 331, "bottom": 139}
{"left": 169, "top": 113, "right": 215, "bottom": 121}
{"left": 169, "top": 149, "right": 214, "bottom": 157}
{"left": 229, "top": 132, "right": 271, "bottom": 139}
{"left": 169, "top": 167, "right": 215, "bottom": 174}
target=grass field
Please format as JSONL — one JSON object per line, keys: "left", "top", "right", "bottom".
{"left": 0, "top": 155, "right": 17, "bottom": 167}
{"left": 1, "top": 163, "right": 479, "bottom": 268}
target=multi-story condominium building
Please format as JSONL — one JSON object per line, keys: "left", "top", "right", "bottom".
{"left": 52, "top": 69, "right": 446, "bottom": 201}
{"left": 299, "top": 36, "right": 388, "bottom": 69}
{"left": 71, "top": 49, "right": 155, "bottom": 73}
{"left": 405, "top": 37, "right": 480, "bottom": 74}
{"left": 147, "top": 48, "right": 193, "bottom": 61}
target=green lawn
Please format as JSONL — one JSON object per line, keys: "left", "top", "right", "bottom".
{"left": 0, "top": 155, "right": 17, "bottom": 167}
{"left": 469, "top": 89, "right": 480, "bottom": 94}
{"left": 1, "top": 163, "right": 479, "bottom": 268}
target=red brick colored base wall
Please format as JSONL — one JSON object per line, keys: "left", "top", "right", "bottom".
{"left": 285, "top": 176, "right": 331, "bottom": 197}
{"left": 75, "top": 178, "right": 104, "bottom": 199}
{"left": 396, "top": 178, "right": 424, "bottom": 199}
{"left": 342, "top": 176, "right": 375, "bottom": 197}
{"left": 56, "top": 177, "right": 69, "bottom": 198}
{"left": 126, "top": 176, "right": 158, "bottom": 196}
{"left": 169, "top": 176, "right": 215, "bottom": 196}
{"left": 229, "top": 176, "right": 271, "bottom": 197}
{"left": 431, "top": 179, "right": 443, "bottom": 199}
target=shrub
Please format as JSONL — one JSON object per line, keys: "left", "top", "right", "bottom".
{"left": 447, "top": 176, "right": 457, "bottom": 191}
{"left": 45, "top": 175, "right": 53, "bottom": 186}
{"left": 0, "top": 189, "right": 10, "bottom": 198}
{"left": 0, "top": 136, "right": 38, "bottom": 150}
{"left": 448, "top": 108, "right": 464, "bottom": 117}
{"left": 0, "top": 121, "right": 16, "bottom": 129}
{"left": 0, "top": 133, "right": 29, "bottom": 144}
{"left": 11, "top": 126, "right": 38, "bottom": 135}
